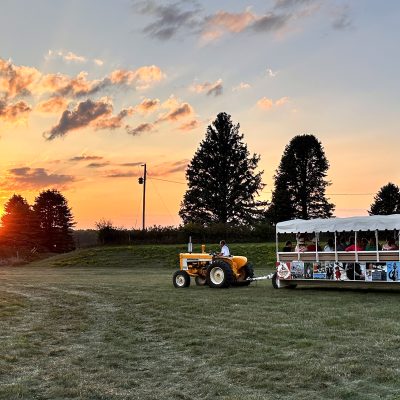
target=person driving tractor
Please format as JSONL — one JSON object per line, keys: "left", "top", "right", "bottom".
{"left": 219, "top": 240, "right": 230, "bottom": 256}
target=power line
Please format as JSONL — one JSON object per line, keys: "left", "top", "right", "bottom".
{"left": 147, "top": 176, "right": 375, "bottom": 196}
{"left": 147, "top": 177, "right": 186, "bottom": 185}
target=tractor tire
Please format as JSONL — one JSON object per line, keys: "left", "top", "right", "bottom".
{"left": 232, "top": 263, "right": 254, "bottom": 287}
{"left": 207, "top": 260, "right": 233, "bottom": 288}
{"left": 195, "top": 276, "right": 207, "bottom": 286}
{"left": 173, "top": 270, "right": 191, "bottom": 288}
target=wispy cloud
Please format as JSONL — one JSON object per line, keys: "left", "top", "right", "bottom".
{"left": 45, "top": 49, "right": 105, "bottom": 66}
{"left": 105, "top": 170, "right": 139, "bottom": 178}
{"left": 1, "top": 167, "right": 76, "bottom": 190}
{"left": 87, "top": 162, "right": 110, "bottom": 168}
{"left": 232, "top": 82, "right": 251, "bottom": 91}
{"left": 191, "top": 79, "right": 223, "bottom": 96}
{"left": 331, "top": 5, "right": 353, "bottom": 30}
{"left": 178, "top": 119, "right": 200, "bottom": 131}
{"left": 70, "top": 154, "right": 104, "bottom": 162}
{"left": 266, "top": 68, "right": 278, "bottom": 78}
{"left": 132, "top": 0, "right": 340, "bottom": 44}
{"left": 133, "top": 0, "right": 202, "bottom": 40}
{"left": 126, "top": 122, "right": 154, "bottom": 136}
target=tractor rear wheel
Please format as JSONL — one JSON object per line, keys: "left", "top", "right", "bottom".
{"left": 232, "top": 263, "right": 254, "bottom": 287}
{"left": 195, "top": 276, "right": 207, "bottom": 286}
{"left": 173, "top": 270, "right": 190, "bottom": 288}
{"left": 207, "top": 260, "right": 232, "bottom": 288}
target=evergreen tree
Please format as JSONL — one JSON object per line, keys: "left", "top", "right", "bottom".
{"left": 179, "top": 112, "right": 265, "bottom": 225}
{"left": 267, "top": 134, "right": 334, "bottom": 223}
{"left": 369, "top": 183, "right": 400, "bottom": 215}
{"left": 0, "top": 194, "right": 38, "bottom": 247}
{"left": 33, "top": 189, "right": 76, "bottom": 252}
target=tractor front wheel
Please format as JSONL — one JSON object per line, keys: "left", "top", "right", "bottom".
{"left": 173, "top": 270, "right": 191, "bottom": 288}
{"left": 207, "top": 261, "right": 232, "bottom": 288}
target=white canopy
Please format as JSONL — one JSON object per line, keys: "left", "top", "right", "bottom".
{"left": 276, "top": 215, "right": 400, "bottom": 234}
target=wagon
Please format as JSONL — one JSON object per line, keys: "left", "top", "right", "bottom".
{"left": 273, "top": 214, "right": 400, "bottom": 289}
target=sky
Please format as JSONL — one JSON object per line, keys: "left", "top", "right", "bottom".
{"left": 0, "top": 0, "right": 399, "bottom": 229}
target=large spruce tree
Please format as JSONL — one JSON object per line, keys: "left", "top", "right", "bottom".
{"left": 267, "top": 134, "right": 334, "bottom": 223}
{"left": 369, "top": 183, "right": 400, "bottom": 215}
{"left": 33, "top": 189, "right": 76, "bottom": 252}
{"left": 179, "top": 112, "right": 264, "bottom": 225}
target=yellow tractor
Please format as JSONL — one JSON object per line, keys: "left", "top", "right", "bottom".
{"left": 172, "top": 245, "right": 254, "bottom": 288}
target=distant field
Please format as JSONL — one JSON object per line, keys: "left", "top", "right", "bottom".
{"left": 1, "top": 244, "right": 400, "bottom": 399}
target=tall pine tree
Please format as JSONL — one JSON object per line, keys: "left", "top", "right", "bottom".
{"left": 179, "top": 112, "right": 265, "bottom": 225}
{"left": 33, "top": 189, "right": 76, "bottom": 252}
{"left": 0, "top": 194, "right": 38, "bottom": 247}
{"left": 369, "top": 183, "right": 400, "bottom": 215}
{"left": 267, "top": 134, "right": 334, "bottom": 223}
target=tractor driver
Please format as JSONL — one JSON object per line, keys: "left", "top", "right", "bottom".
{"left": 219, "top": 240, "right": 230, "bottom": 257}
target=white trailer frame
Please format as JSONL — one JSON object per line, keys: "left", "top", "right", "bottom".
{"left": 274, "top": 214, "right": 400, "bottom": 289}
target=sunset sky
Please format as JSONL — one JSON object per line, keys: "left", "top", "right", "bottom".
{"left": 1, "top": 0, "right": 399, "bottom": 229}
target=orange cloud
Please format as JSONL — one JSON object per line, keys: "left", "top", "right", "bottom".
{"left": 36, "top": 96, "right": 68, "bottom": 113}
{"left": 39, "top": 71, "right": 100, "bottom": 97}
{"left": 257, "top": 96, "right": 290, "bottom": 110}
{"left": 0, "top": 58, "right": 41, "bottom": 98}
{"left": 257, "top": 97, "right": 274, "bottom": 110}
{"left": 1, "top": 58, "right": 165, "bottom": 101}
{"left": 110, "top": 65, "right": 165, "bottom": 89}
{"left": 157, "top": 97, "right": 195, "bottom": 123}
{"left": 135, "top": 98, "right": 160, "bottom": 114}
{"left": 0, "top": 100, "right": 31, "bottom": 123}
{"left": 93, "top": 107, "right": 135, "bottom": 130}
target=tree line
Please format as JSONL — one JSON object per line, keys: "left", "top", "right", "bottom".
{"left": 179, "top": 112, "right": 400, "bottom": 226}
{"left": 0, "top": 189, "right": 75, "bottom": 255}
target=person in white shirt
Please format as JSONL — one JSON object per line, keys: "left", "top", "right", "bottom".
{"left": 219, "top": 240, "right": 230, "bottom": 256}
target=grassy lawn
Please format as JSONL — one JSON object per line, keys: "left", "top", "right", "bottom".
{"left": 1, "top": 244, "right": 400, "bottom": 399}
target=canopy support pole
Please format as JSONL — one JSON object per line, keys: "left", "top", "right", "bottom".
{"left": 355, "top": 231, "right": 359, "bottom": 263}
{"left": 375, "top": 230, "right": 380, "bottom": 263}
{"left": 334, "top": 231, "right": 338, "bottom": 262}
{"left": 276, "top": 232, "right": 279, "bottom": 262}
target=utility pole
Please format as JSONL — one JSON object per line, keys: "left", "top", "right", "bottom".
{"left": 138, "top": 163, "right": 147, "bottom": 230}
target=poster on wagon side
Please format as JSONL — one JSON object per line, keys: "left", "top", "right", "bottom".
{"left": 290, "top": 261, "right": 304, "bottom": 279}
{"left": 365, "top": 263, "right": 387, "bottom": 281}
{"left": 387, "top": 262, "right": 400, "bottom": 282}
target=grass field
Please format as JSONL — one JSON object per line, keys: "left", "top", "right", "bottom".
{"left": 1, "top": 243, "right": 400, "bottom": 399}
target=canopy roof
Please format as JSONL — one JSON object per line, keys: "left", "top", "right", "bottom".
{"left": 276, "top": 215, "right": 400, "bottom": 234}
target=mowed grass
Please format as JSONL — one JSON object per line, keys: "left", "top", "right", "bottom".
{"left": 1, "top": 244, "right": 400, "bottom": 400}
